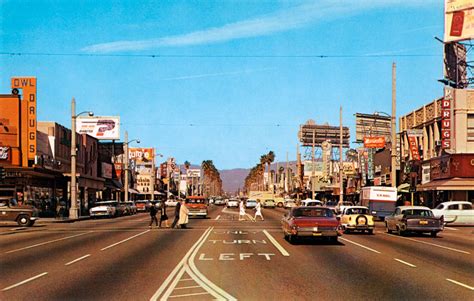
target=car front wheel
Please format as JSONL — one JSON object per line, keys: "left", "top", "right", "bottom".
{"left": 431, "top": 231, "right": 437, "bottom": 238}
{"left": 17, "top": 215, "right": 31, "bottom": 227}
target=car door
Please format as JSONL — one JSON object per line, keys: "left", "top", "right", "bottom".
{"left": 387, "top": 208, "right": 399, "bottom": 230}
{"left": 460, "top": 203, "right": 474, "bottom": 224}
{"left": 445, "top": 204, "right": 460, "bottom": 223}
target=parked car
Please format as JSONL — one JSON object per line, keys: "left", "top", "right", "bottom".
{"left": 186, "top": 196, "right": 208, "bottom": 218}
{"left": 432, "top": 201, "right": 474, "bottom": 226}
{"left": 0, "top": 200, "right": 38, "bottom": 226}
{"left": 89, "top": 201, "right": 118, "bottom": 218}
{"left": 124, "top": 201, "right": 137, "bottom": 215}
{"left": 339, "top": 206, "right": 374, "bottom": 234}
{"left": 262, "top": 199, "right": 276, "bottom": 208}
{"left": 385, "top": 206, "right": 444, "bottom": 237}
{"left": 115, "top": 202, "right": 127, "bottom": 217}
{"left": 276, "top": 198, "right": 289, "bottom": 208}
{"left": 245, "top": 199, "right": 257, "bottom": 209}
{"left": 284, "top": 199, "right": 297, "bottom": 209}
{"left": 281, "top": 206, "right": 341, "bottom": 243}
{"left": 301, "top": 199, "right": 323, "bottom": 207}
{"left": 226, "top": 198, "right": 239, "bottom": 208}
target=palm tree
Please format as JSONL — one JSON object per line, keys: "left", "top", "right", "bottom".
{"left": 267, "top": 151, "right": 275, "bottom": 191}
{"left": 184, "top": 161, "right": 191, "bottom": 196}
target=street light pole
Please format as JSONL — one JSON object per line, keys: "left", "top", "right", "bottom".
{"left": 391, "top": 62, "right": 397, "bottom": 188}
{"left": 339, "top": 106, "right": 344, "bottom": 205}
{"left": 124, "top": 131, "right": 129, "bottom": 202}
{"left": 70, "top": 98, "right": 78, "bottom": 219}
{"left": 69, "top": 98, "right": 93, "bottom": 219}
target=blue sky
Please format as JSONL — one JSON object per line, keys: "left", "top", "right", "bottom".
{"left": 1, "top": 0, "right": 443, "bottom": 169}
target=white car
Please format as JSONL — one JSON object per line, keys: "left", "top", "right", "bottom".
{"left": 284, "top": 199, "right": 297, "bottom": 209}
{"left": 165, "top": 199, "right": 178, "bottom": 207}
{"left": 226, "top": 199, "right": 239, "bottom": 208}
{"left": 89, "top": 201, "right": 117, "bottom": 218}
{"left": 214, "top": 198, "right": 226, "bottom": 206}
{"left": 301, "top": 199, "right": 323, "bottom": 207}
{"left": 432, "top": 201, "right": 474, "bottom": 225}
{"left": 245, "top": 199, "right": 257, "bottom": 209}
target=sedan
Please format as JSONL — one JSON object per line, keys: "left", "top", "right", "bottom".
{"left": 432, "top": 201, "right": 474, "bottom": 225}
{"left": 226, "top": 199, "right": 239, "bottom": 208}
{"left": 262, "top": 199, "right": 275, "bottom": 208}
{"left": 245, "top": 199, "right": 257, "bottom": 209}
{"left": 385, "top": 206, "right": 443, "bottom": 237}
{"left": 89, "top": 201, "right": 117, "bottom": 218}
{"left": 281, "top": 206, "right": 341, "bottom": 243}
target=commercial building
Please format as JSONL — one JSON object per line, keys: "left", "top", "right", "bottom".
{"left": 399, "top": 88, "right": 474, "bottom": 207}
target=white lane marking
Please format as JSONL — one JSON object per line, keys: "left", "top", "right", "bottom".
{"left": 179, "top": 278, "right": 193, "bottom": 281}
{"left": 444, "top": 227, "right": 459, "bottom": 231}
{"left": 2, "top": 272, "right": 48, "bottom": 291}
{"left": 394, "top": 258, "right": 417, "bottom": 268}
{"left": 65, "top": 254, "right": 91, "bottom": 266}
{"left": 383, "top": 233, "right": 471, "bottom": 255}
{"left": 262, "top": 230, "right": 290, "bottom": 256}
{"left": 187, "top": 230, "right": 237, "bottom": 301}
{"left": 150, "top": 228, "right": 212, "bottom": 301}
{"left": 215, "top": 215, "right": 221, "bottom": 220}
{"left": 169, "top": 292, "right": 210, "bottom": 298}
{"left": 100, "top": 230, "right": 150, "bottom": 251}
{"left": 174, "top": 285, "right": 201, "bottom": 290}
{"left": 5, "top": 232, "right": 91, "bottom": 254}
{"left": 446, "top": 279, "right": 474, "bottom": 290}
{"left": 340, "top": 237, "right": 381, "bottom": 254}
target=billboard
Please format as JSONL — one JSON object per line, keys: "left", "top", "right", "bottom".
{"left": 129, "top": 148, "right": 154, "bottom": 165}
{"left": 363, "top": 137, "right": 386, "bottom": 149}
{"left": 445, "top": 0, "right": 474, "bottom": 42}
{"left": 76, "top": 116, "right": 120, "bottom": 140}
{"left": 355, "top": 113, "right": 391, "bottom": 143}
{"left": 299, "top": 122, "right": 350, "bottom": 147}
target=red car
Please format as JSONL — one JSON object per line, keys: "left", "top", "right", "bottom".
{"left": 282, "top": 206, "right": 341, "bottom": 243}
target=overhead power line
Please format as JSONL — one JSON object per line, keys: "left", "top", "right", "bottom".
{"left": 0, "top": 52, "right": 440, "bottom": 59}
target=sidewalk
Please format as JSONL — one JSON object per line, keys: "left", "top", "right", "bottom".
{"left": 36, "top": 216, "right": 91, "bottom": 224}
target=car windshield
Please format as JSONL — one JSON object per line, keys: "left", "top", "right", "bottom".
{"left": 292, "top": 208, "right": 333, "bottom": 218}
{"left": 346, "top": 208, "right": 369, "bottom": 215}
{"left": 402, "top": 209, "right": 433, "bottom": 217}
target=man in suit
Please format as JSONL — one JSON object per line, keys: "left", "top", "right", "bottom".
{"left": 171, "top": 199, "right": 181, "bottom": 229}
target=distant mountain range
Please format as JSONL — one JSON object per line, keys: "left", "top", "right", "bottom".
{"left": 220, "top": 161, "right": 297, "bottom": 193}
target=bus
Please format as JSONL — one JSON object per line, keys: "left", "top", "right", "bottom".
{"left": 360, "top": 186, "right": 397, "bottom": 220}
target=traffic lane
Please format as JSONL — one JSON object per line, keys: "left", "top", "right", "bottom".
{"left": 339, "top": 230, "right": 474, "bottom": 283}
{"left": 0, "top": 213, "right": 152, "bottom": 253}
{"left": 0, "top": 227, "right": 209, "bottom": 300}
{"left": 0, "top": 216, "right": 162, "bottom": 286}
{"left": 196, "top": 227, "right": 466, "bottom": 300}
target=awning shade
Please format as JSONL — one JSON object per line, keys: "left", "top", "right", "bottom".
{"left": 105, "top": 179, "right": 123, "bottom": 190}
{"left": 418, "top": 178, "right": 474, "bottom": 191}
{"left": 128, "top": 188, "right": 139, "bottom": 194}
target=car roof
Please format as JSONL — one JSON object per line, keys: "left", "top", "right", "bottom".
{"left": 344, "top": 206, "right": 369, "bottom": 209}
{"left": 397, "top": 206, "right": 431, "bottom": 210}
{"left": 439, "top": 201, "right": 471, "bottom": 205}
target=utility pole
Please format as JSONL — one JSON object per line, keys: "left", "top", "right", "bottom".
{"left": 70, "top": 98, "right": 78, "bottom": 219}
{"left": 124, "top": 131, "right": 129, "bottom": 202}
{"left": 339, "top": 106, "right": 344, "bottom": 205}
{"left": 151, "top": 148, "right": 155, "bottom": 200}
{"left": 311, "top": 130, "right": 315, "bottom": 200}
{"left": 391, "top": 62, "right": 397, "bottom": 188}
{"left": 286, "top": 151, "right": 289, "bottom": 194}
{"left": 166, "top": 158, "right": 170, "bottom": 199}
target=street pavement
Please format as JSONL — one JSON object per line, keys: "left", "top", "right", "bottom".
{"left": 0, "top": 205, "right": 473, "bottom": 300}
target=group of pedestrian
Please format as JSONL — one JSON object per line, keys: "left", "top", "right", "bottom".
{"left": 239, "top": 199, "right": 264, "bottom": 222}
{"left": 149, "top": 199, "right": 189, "bottom": 229}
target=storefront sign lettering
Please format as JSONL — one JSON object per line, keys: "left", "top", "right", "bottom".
{"left": 0, "top": 147, "right": 9, "bottom": 160}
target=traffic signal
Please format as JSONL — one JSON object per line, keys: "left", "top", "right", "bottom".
{"left": 0, "top": 167, "right": 6, "bottom": 181}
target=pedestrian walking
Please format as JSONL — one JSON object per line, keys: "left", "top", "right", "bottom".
{"left": 149, "top": 202, "right": 158, "bottom": 228}
{"left": 171, "top": 198, "right": 181, "bottom": 228}
{"left": 159, "top": 201, "right": 169, "bottom": 228}
{"left": 254, "top": 200, "right": 264, "bottom": 221}
{"left": 239, "top": 200, "right": 246, "bottom": 221}
{"left": 178, "top": 199, "right": 189, "bottom": 229}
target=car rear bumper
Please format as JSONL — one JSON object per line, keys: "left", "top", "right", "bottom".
{"left": 188, "top": 211, "right": 207, "bottom": 217}
{"left": 406, "top": 226, "right": 443, "bottom": 232}
{"left": 346, "top": 224, "right": 374, "bottom": 230}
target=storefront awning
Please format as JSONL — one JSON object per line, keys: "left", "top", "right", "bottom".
{"left": 418, "top": 177, "right": 474, "bottom": 191}
{"left": 105, "top": 179, "right": 123, "bottom": 190}
{"left": 129, "top": 188, "right": 139, "bottom": 194}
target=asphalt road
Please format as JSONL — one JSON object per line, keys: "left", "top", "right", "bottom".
{"left": 0, "top": 205, "right": 473, "bottom": 301}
